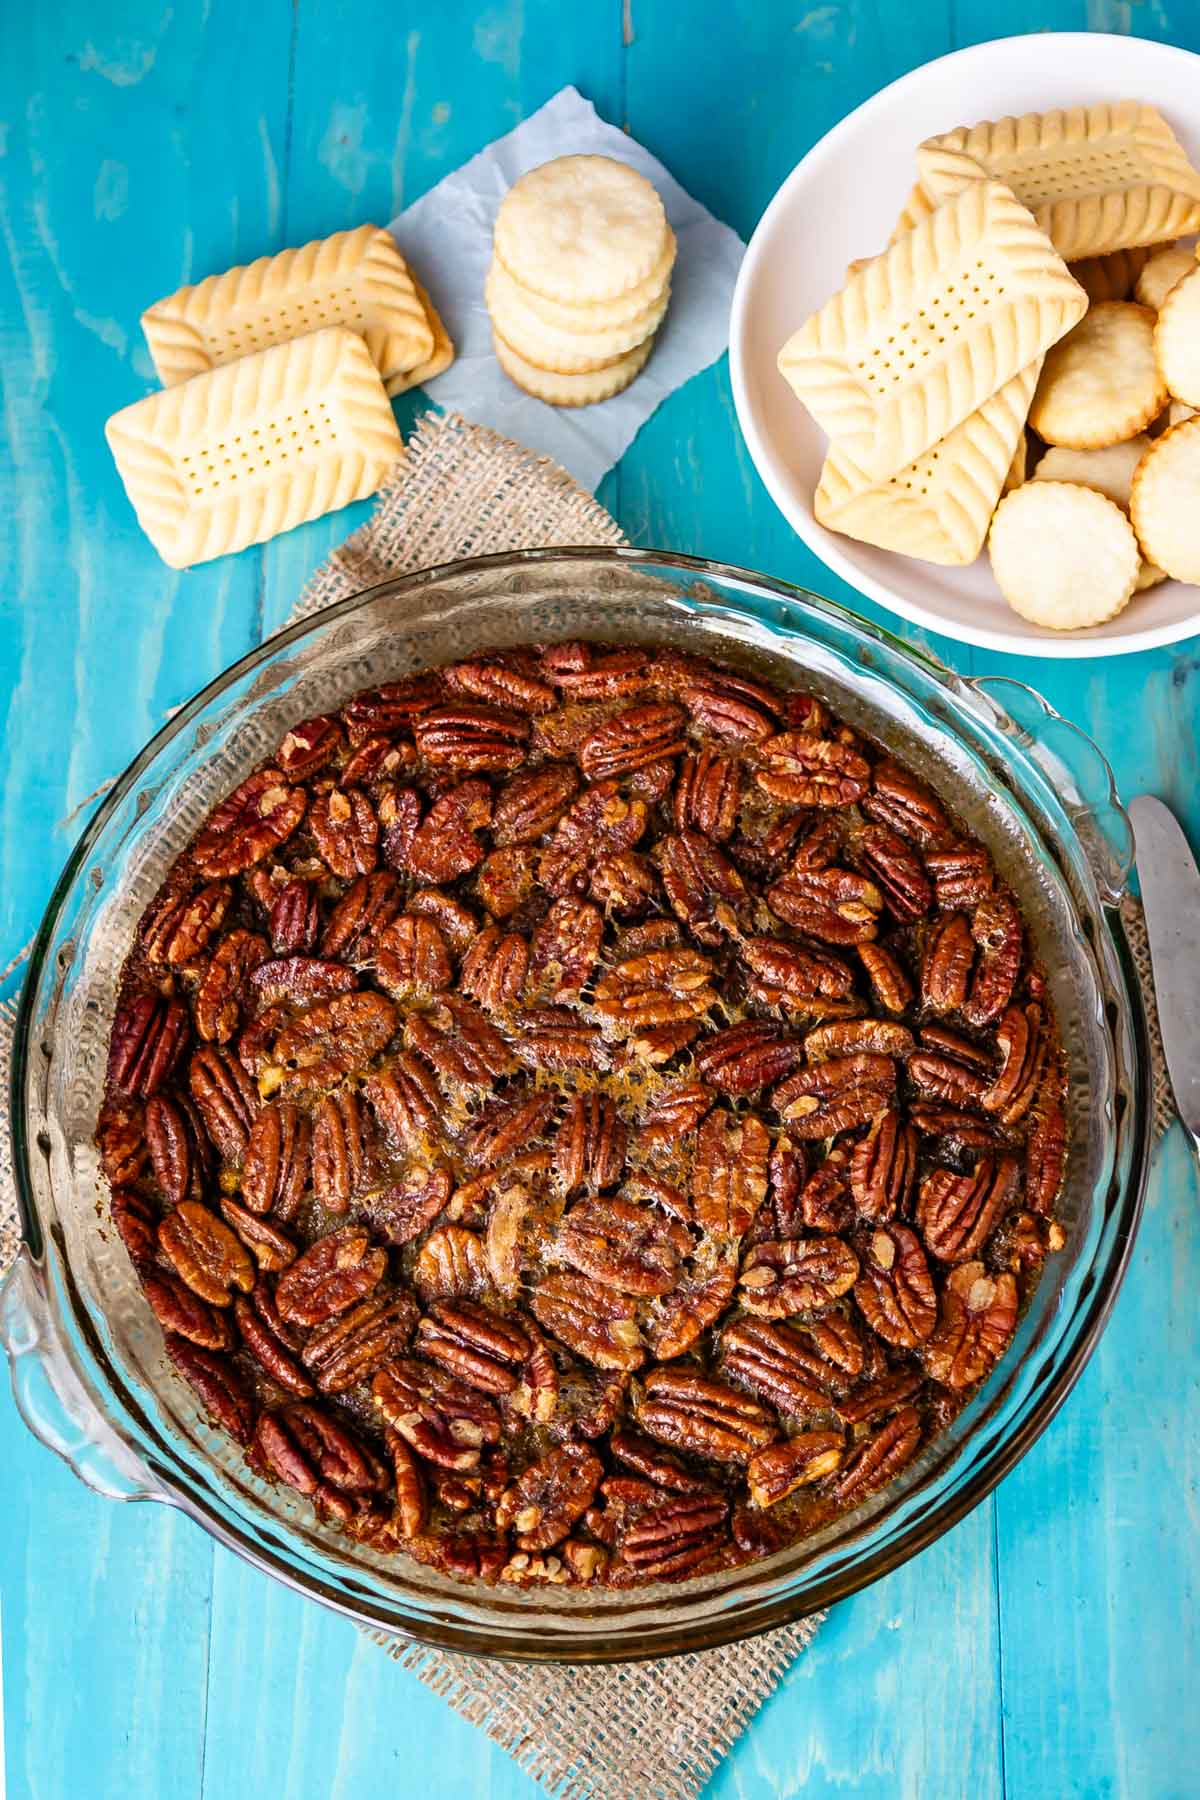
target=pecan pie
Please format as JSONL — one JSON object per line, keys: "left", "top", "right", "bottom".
{"left": 98, "top": 641, "right": 1066, "bottom": 1588}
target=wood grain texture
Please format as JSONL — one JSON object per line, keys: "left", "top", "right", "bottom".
{"left": 2, "top": 3, "right": 1200, "bottom": 1798}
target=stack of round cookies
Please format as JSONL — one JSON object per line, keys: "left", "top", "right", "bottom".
{"left": 488, "top": 154, "right": 676, "bottom": 406}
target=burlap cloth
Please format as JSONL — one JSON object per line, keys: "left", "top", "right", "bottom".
{"left": 0, "top": 410, "right": 1178, "bottom": 1799}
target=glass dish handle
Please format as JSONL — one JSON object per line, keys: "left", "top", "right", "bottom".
{"left": 965, "top": 676, "right": 1134, "bottom": 906}
{"left": 0, "top": 1249, "right": 166, "bottom": 1503}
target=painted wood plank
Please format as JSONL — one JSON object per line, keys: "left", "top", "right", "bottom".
{"left": 0, "top": 1387, "right": 213, "bottom": 1800}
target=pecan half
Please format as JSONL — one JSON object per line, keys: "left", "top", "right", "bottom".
{"left": 773, "top": 1054, "right": 896, "bottom": 1139}
{"left": 319, "top": 871, "right": 404, "bottom": 960}
{"left": 767, "top": 866, "right": 882, "bottom": 945}
{"left": 492, "top": 764, "right": 579, "bottom": 845}
{"left": 858, "top": 942, "right": 914, "bottom": 1014}
{"left": 531, "top": 1270, "right": 644, "bottom": 1370}
{"left": 416, "top": 1300, "right": 532, "bottom": 1394}
{"left": 721, "top": 1317, "right": 839, "bottom": 1416}
{"left": 476, "top": 846, "right": 538, "bottom": 917}
{"left": 925, "top": 845, "right": 994, "bottom": 908}
{"left": 142, "top": 1271, "right": 233, "bottom": 1351}
{"left": 863, "top": 762, "right": 948, "bottom": 847}
{"left": 406, "top": 996, "right": 517, "bottom": 1094}
{"left": 495, "top": 1444, "right": 603, "bottom": 1551}
{"left": 165, "top": 1336, "right": 254, "bottom": 1443}
{"left": 916, "top": 1155, "right": 1020, "bottom": 1262}
{"left": 192, "top": 770, "right": 306, "bottom": 876}
{"left": 980, "top": 1004, "right": 1043, "bottom": 1124}
{"left": 373, "top": 1359, "right": 501, "bottom": 1470}
{"left": 850, "top": 1110, "right": 918, "bottom": 1221}
{"left": 860, "top": 824, "right": 932, "bottom": 921}
{"left": 274, "top": 1227, "right": 387, "bottom": 1326}
{"left": 311, "top": 1089, "right": 376, "bottom": 1213}
{"left": 375, "top": 1164, "right": 454, "bottom": 1248}
{"left": 692, "top": 1110, "right": 770, "bottom": 1239}
{"left": 301, "top": 1289, "right": 419, "bottom": 1393}
{"left": 636, "top": 1368, "right": 777, "bottom": 1463}
{"left": 241, "top": 1101, "right": 311, "bottom": 1219}
{"left": 656, "top": 830, "right": 749, "bottom": 945}
{"left": 374, "top": 915, "right": 453, "bottom": 998}
{"left": 143, "top": 880, "right": 232, "bottom": 965}
{"left": 673, "top": 747, "right": 740, "bottom": 839}
{"left": 528, "top": 896, "right": 603, "bottom": 998}
{"left": 1026, "top": 1098, "right": 1067, "bottom": 1216}
{"left": 413, "top": 703, "right": 529, "bottom": 772}
{"left": 853, "top": 1225, "right": 937, "bottom": 1348}
{"left": 644, "top": 1242, "right": 738, "bottom": 1360}
{"left": 740, "top": 936, "right": 856, "bottom": 1010}
{"left": 694, "top": 1021, "right": 801, "bottom": 1095}
{"left": 925, "top": 1262, "right": 1019, "bottom": 1388}
{"left": 144, "top": 1093, "right": 209, "bottom": 1207}
{"left": 159, "top": 1200, "right": 255, "bottom": 1306}
{"left": 639, "top": 1080, "right": 713, "bottom": 1148}
{"left": 738, "top": 1235, "right": 859, "bottom": 1317}
{"left": 558, "top": 1195, "right": 690, "bottom": 1296}
{"left": 593, "top": 948, "right": 716, "bottom": 1033}
{"left": 755, "top": 733, "right": 869, "bottom": 806}
{"left": 108, "top": 996, "right": 190, "bottom": 1100}
{"left": 364, "top": 1055, "right": 442, "bottom": 1154}
{"left": 460, "top": 925, "right": 529, "bottom": 1012}
{"left": 234, "top": 1290, "right": 313, "bottom": 1395}
{"left": 618, "top": 1493, "right": 730, "bottom": 1578}
{"left": 832, "top": 1404, "right": 922, "bottom": 1502}
{"left": 553, "top": 1094, "right": 626, "bottom": 1193}
{"left": 442, "top": 657, "right": 557, "bottom": 715}
{"left": 309, "top": 787, "right": 378, "bottom": 880}
{"left": 747, "top": 1432, "right": 844, "bottom": 1506}
{"left": 961, "top": 891, "right": 1023, "bottom": 1027}
{"left": 579, "top": 703, "right": 687, "bottom": 780}
{"left": 273, "top": 992, "right": 397, "bottom": 1090}
{"left": 413, "top": 1224, "right": 489, "bottom": 1296}
{"left": 407, "top": 780, "right": 492, "bottom": 883}
{"left": 219, "top": 1197, "right": 297, "bottom": 1273}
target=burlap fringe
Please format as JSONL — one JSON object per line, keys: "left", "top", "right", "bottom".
{"left": 362, "top": 1614, "right": 823, "bottom": 1800}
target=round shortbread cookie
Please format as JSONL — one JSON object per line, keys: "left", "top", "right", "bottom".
{"left": 494, "top": 155, "right": 669, "bottom": 305}
{"left": 1135, "top": 243, "right": 1197, "bottom": 312}
{"left": 1033, "top": 438, "right": 1165, "bottom": 587}
{"left": 1029, "top": 302, "right": 1167, "bottom": 449}
{"left": 485, "top": 259, "right": 669, "bottom": 373}
{"left": 500, "top": 232, "right": 676, "bottom": 333}
{"left": 988, "top": 480, "right": 1140, "bottom": 629}
{"left": 1129, "top": 417, "right": 1200, "bottom": 584}
{"left": 493, "top": 327, "right": 656, "bottom": 407}
{"left": 1155, "top": 265, "right": 1200, "bottom": 407}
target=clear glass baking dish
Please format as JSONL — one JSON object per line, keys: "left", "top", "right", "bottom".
{"left": 0, "top": 549, "right": 1150, "bottom": 1662}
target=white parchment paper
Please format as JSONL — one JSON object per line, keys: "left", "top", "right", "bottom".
{"left": 386, "top": 85, "right": 745, "bottom": 492}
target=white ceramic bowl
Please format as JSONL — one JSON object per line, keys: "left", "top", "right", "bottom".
{"left": 730, "top": 33, "right": 1200, "bottom": 659}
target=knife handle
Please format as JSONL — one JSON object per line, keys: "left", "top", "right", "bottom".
{"left": 968, "top": 677, "right": 1134, "bottom": 906}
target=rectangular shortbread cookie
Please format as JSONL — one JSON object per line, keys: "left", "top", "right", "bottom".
{"left": 384, "top": 276, "right": 456, "bottom": 396}
{"left": 106, "top": 326, "right": 404, "bottom": 568}
{"left": 142, "top": 225, "right": 434, "bottom": 387}
{"left": 918, "top": 103, "right": 1200, "bottom": 261}
{"left": 814, "top": 361, "right": 1040, "bottom": 565}
{"left": 778, "top": 179, "right": 1084, "bottom": 483}
{"left": 888, "top": 180, "right": 937, "bottom": 243}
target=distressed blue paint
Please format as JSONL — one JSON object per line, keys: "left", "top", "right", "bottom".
{"left": 2, "top": 3, "right": 1199, "bottom": 1797}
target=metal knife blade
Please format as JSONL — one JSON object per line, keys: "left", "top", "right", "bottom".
{"left": 1129, "top": 795, "right": 1200, "bottom": 1144}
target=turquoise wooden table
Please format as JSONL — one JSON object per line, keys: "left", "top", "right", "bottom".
{"left": 2, "top": 4, "right": 1198, "bottom": 1796}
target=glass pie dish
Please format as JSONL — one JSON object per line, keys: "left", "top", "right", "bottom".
{"left": 0, "top": 549, "right": 1150, "bottom": 1661}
